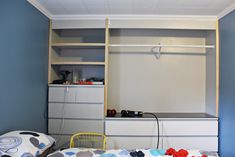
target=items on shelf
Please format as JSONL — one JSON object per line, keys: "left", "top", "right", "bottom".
{"left": 107, "top": 109, "right": 117, "bottom": 117}
{"left": 52, "top": 75, "right": 104, "bottom": 85}
{"left": 52, "top": 70, "right": 71, "bottom": 84}
{"left": 121, "top": 110, "right": 143, "bottom": 117}
{"left": 75, "top": 77, "right": 104, "bottom": 85}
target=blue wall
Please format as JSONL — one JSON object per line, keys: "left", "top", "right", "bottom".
{"left": 219, "top": 10, "right": 235, "bottom": 156}
{"left": 0, "top": 1, "right": 49, "bottom": 134}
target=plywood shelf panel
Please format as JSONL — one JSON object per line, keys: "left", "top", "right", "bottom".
{"left": 52, "top": 42, "right": 105, "bottom": 49}
{"left": 51, "top": 61, "right": 105, "bottom": 66}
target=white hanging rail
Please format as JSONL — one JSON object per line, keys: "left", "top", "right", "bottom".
{"left": 109, "top": 44, "right": 215, "bottom": 49}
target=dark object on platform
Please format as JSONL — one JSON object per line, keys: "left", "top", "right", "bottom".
{"left": 86, "top": 77, "right": 104, "bottom": 82}
{"left": 121, "top": 110, "right": 143, "bottom": 117}
{"left": 52, "top": 70, "right": 71, "bottom": 84}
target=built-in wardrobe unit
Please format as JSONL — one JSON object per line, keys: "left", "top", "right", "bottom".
{"left": 47, "top": 18, "right": 219, "bottom": 151}
{"left": 48, "top": 20, "right": 109, "bottom": 147}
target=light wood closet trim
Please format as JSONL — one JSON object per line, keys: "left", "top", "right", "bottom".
{"left": 51, "top": 43, "right": 105, "bottom": 47}
{"left": 216, "top": 19, "right": 220, "bottom": 117}
{"left": 51, "top": 62, "right": 105, "bottom": 65}
{"left": 48, "top": 20, "right": 52, "bottom": 83}
{"left": 104, "top": 18, "right": 109, "bottom": 116}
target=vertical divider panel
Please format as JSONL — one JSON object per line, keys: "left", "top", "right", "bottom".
{"left": 48, "top": 20, "right": 52, "bottom": 83}
{"left": 216, "top": 19, "right": 220, "bottom": 117}
{"left": 105, "top": 18, "right": 109, "bottom": 116}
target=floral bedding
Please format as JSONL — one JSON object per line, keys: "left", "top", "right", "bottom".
{"left": 48, "top": 148, "right": 218, "bottom": 157}
{"left": 0, "top": 130, "right": 55, "bottom": 157}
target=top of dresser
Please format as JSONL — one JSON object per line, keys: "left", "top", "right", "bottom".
{"left": 106, "top": 113, "right": 218, "bottom": 120}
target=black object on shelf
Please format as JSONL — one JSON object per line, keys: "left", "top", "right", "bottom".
{"left": 52, "top": 70, "right": 71, "bottom": 84}
{"left": 121, "top": 110, "right": 143, "bottom": 117}
{"left": 86, "top": 77, "right": 104, "bottom": 82}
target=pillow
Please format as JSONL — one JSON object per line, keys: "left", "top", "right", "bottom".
{"left": 0, "top": 130, "right": 55, "bottom": 157}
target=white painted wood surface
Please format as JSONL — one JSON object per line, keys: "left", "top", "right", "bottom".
{"left": 106, "top": 136, "right": 218, "bottom": 151}
{"left": 49, "top": 134, "right": 71, "bottom": 148}
{"left": 108, "top": 48, "right": 206, "bottom": 113}
{"left": 161, "top": 120, "right": 218, "bottom": 136}
{"left": 49, "top": 86, "right": 76, "bottom": 102}
{"left": 206, "top": 31, "right": 217, "bottom": 116}
{"left": 48, "top": 119, "right": 104, "bottom": 134}
{"left": 52, "top": 19, "right": 106, "bottom": 29}
{"left": 106, "top": 137, "right": 162, "bottom": 149}
{"left": 75, "top": 87, "right": 104, "bottom": 103}
{"left": 49, "top": 86, "right": 104, "bottom": 103}
{"left": 162, "top": 137, "right": 218, "bottom": 151}
{"left": 48, "top": 103, "right": 104, "bottom": 119}
{"left": 105, "top": 119, "right": 218, "bottom": 151}
{"left": 109, "top": 19, "right": 216, "bottom": 30}
{"left": 108, "top": 28, "right": 217, "bottom": 114}
{"left": 48, "top": 85, "right": 105, "bottom": 145}
{"left": 105, "top": 120, "right": 162, "bottom": 136}
{"left": 105, "top": 120, "right": 218, "bottom": 136}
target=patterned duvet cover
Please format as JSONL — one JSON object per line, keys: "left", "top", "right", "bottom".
{"left": 48, "top": 148, "right": 218, "bottom": 157}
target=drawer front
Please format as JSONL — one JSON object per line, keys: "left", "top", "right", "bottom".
{"left": 75, "top": 87, "right": 104, "bottom": 103}
{"left": 49, "top": 87, "right": 76, "bottom": 102}
{"left": 48, "top": 103, "right": 104, "bottom": 119}
{"left": 105, "top": 120, "right": 162, "bottom": 136}
{"left": 48, "top": 119, "right": 104, "bottom": 134}
{"left": 49, "top": 86, "right": 104, "bottom": 103}
{"left": 162, "top": 120, "right": 218, "bottom": 136}
{"left": 162, "top": 137, "right": 218, "bottom": 152}
{"left": 49, "top": 134, "right": 71, "bottom": 149}
{"left": 106, "top": 136, "right": 218, "bottom": 151}
{"left": 106, "top": 137, "right": 162, "bottom": 149}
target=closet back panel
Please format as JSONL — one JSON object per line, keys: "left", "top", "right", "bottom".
{"left": 108, "top": 29, "right": 207, "bottom": 113}
{"left": 206, "top": 31, "right": 216, "bottom": 116}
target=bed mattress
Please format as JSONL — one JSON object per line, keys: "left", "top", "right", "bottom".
{"left": 48, "top": 148, "right": 219, "bottom": 157}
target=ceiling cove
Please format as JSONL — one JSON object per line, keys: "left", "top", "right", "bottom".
{"left": 27, "top": 0, "right": 235, "bottom": 20}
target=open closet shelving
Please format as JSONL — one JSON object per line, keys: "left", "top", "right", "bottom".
{"left": 48, "top": 20, "right": 109, "bottom": 87}
{"left": 48, "top": 18, "right": 219, "bottom": 117}
{"left": 48, "top": 18, "right": 219, "bottom": 150}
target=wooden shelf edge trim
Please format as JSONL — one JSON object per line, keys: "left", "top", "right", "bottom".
{"left": 51, "top": 62, "right": 105, "bottom": 65}
{"left": 52, "top": 43, "right": 105, "bottom": 47}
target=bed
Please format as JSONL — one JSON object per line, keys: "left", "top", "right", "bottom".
{"left": 47, "top": 148, "right": 219, "bottom": 157}
{"left": 0, "top": 130, "right": 55, "bottom": 157}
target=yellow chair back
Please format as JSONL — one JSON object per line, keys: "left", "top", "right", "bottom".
{"left": 70, "top": 132, "right": 106, "bottom": 150}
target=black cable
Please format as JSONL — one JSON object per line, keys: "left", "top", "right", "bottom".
{"left": 144, "top": 112, "right": 160, "bottom": 149}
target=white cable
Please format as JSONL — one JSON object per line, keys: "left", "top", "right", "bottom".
{"left": 56, "top": 86, "right": 68, "bottom": 148}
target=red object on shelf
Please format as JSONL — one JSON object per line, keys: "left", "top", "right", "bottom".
{"left": 78, "top": 81, "right": 92, "bottom": 85}
{"left": 77, "top": 81, "right": 103, "bottom": 85}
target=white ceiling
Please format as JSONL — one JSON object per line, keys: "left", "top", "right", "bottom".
{"left": 29, "top": 0, "right": 235, "bottom": 19}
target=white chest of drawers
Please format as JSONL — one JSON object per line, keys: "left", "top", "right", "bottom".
{"left": 105, "top": 116, "right": 218, "bottom": 152}
{"left": 48, "top": 85, "right": 105, "bottom": 147}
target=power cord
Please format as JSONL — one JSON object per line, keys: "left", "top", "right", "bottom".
{"left": 56, "top": 86, "right": 68, "bottom": 147}
{"left": 144, "top": 112, "right": 160, "bottom": 149}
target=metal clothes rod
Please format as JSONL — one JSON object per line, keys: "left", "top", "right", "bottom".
{"left": 109, "top": 44, "right": 215, "bottom": 49}
{"left": 109, "top": 52, "right": 206, "bottom": 56}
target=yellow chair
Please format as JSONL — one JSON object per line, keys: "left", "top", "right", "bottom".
{"left": 70, "top": 132, "right": 106, "bottom": 150}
